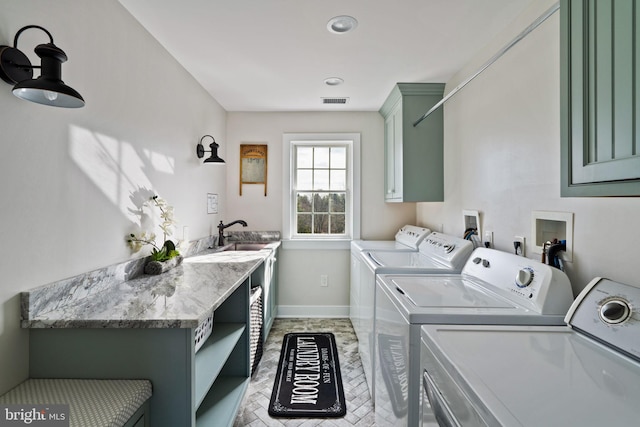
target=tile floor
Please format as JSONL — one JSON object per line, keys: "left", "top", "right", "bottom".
{"left": 233, "top": 318, "right": 375, "bottom": 427}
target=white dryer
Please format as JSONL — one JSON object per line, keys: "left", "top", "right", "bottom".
{"left": 350, "top": 225, "right": 431, "bottom": 343}
{"left": 359, "top": 232, "right": 474, "bottom": 402}
{"left": 374, "top": 247, "right": 574, "bottom": 426}
{"left": 419, "top": 277, "right": 640, "bottom": 426}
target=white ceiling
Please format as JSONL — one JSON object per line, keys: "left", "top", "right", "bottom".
{"left": 118, "top": 0, "right": 534, "bottom": 112}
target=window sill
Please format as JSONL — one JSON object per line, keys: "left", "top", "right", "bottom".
{"left": 281, "top": 239, "right": 351, "bottom": 250}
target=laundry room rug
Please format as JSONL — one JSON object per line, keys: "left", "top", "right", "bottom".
{"left": 268, "top": 332, "right": 346, "bottom": 418}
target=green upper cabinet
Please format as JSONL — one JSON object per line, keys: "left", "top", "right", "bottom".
{"left": 561, "top": 0, "right": 640, "bottom": 196}
{"left": 379, "top": 83, "right": 445, "bottom": 202}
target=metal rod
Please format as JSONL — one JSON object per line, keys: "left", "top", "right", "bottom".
{"left": 413, "top": 1, "right": 560, "bottom": 127}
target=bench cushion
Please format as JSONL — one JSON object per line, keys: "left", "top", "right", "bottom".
{"left": 0, "top": 379, "right": 152, "bottom": 427}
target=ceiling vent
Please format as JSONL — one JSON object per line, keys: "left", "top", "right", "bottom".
{"left": 322, "top": 97, "right": 349, "bottom": 105}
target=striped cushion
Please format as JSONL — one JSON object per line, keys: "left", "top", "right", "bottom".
{"left": 0, "top": 379, "right": 152, "bottom": 427}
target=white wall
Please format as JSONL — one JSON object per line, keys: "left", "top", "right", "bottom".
{"left": 0, "top": 0, "right": 227, "bottom": 393}
{"left": 417, "top": 0, "right": 640, "bottom": 296}
{"left": 226, "top": 112, "right": 415, "bottom": 312}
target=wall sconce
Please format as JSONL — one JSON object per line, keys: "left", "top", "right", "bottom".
{"left": 0, "top": 25, "right": 85, "bottom": 108}
{"left": 196, "top": 135, "right": 225, "bottom": 163}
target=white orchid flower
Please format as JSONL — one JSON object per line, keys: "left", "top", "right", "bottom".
{"left": 126, "top": 194, "right": 180, "bottom": 255}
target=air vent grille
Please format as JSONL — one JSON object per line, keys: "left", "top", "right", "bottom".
{"left": 322, "top": 97, "right": 349, "bottom": 104}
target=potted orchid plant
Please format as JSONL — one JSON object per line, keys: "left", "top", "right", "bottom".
{"left": 127, "top": 195, "right": 182, "bottom": 274}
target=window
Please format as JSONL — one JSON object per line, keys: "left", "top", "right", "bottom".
{"left": 295, "top": 145, "right": 346, "bottom": 235}
{"left": 283, "top": 133, "right": 360, "bottom": 245}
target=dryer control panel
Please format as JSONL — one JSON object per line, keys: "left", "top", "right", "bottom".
{"left": 417, "top": 232, "right": 474, "bottom": 266}
{"left": 394, "top": 225, "right": 431, "bottom": 249}
{"left": 566, "top": 278, "right": 640, "bottom": 361}
{"left": 461, "top": 247, "right": 574, "bottom": 315}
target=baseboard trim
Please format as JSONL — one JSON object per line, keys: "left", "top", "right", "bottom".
{"left": 276, "top": 305, "right": 349, "bottom": 318}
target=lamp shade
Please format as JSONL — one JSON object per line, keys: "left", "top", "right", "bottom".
{"left": 13, "top": 78, "right": 85, "bottom": 108}
{"left": 196, "top": 135, "right": 225, "bottom": 163}
{"left": 0, "top": 27, "right": 85, "bottom": 108}
{"left": 203, "top": 141, "right": 225, "bottom": 163}
{"left": 11, "top": 42, "right": 85, "bottom": 108}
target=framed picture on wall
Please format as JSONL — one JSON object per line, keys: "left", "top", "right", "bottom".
{"left": 240, "top": 144, "right": 267, "bottom": 196}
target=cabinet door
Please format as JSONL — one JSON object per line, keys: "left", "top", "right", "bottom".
{"left": 380, "top": 83, "right": 444, "bottom": 202}
{"left": 562, "top": 0, "right": 640, "bottom": 196}
{"left": 384, "top": 105, "right": 403, "bottom": 201}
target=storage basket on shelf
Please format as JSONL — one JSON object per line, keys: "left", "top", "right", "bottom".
{"left": 249, "top": 286, "right": 263, "bottom": 375}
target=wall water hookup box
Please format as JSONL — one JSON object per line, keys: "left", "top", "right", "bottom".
{"left": 462, "top": 209, "right": 481, "bottom": 244}
{"left": 514, "top": 236, "right": 525, "bottom": 257}
{"left": 531, "top": 210, "right": 574, "bottom": 262}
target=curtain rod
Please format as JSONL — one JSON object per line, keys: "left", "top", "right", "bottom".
{"left": 413, "top": 1, "right": 560, "bottom": 127}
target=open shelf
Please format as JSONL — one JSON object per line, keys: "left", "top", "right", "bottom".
{"left": 194, "top": 323, "right": 246, "bottom": 408}
{"left": 195, "top": 376, "right": 251, "bottom": 427}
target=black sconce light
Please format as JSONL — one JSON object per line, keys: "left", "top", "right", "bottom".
{"left": 0, "top": 25, "right": 85, "bottom": 108}
{"left": 196, "top": 135, "right": 225, "bottom": 163}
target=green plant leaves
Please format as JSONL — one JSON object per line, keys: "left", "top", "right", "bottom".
{"left": 150, "top": 240, "right": 180, "bottom": 262}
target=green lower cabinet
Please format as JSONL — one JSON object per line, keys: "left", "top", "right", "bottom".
{"left": 194, "top": 323, "right": 250, "bottom": 426}
{"left": 561, "top": 0, "right": 640, "bottom": 196}
{"left": 29, "top": 280, "right": 251, "bottom": 427}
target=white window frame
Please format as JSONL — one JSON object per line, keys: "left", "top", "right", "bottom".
{"left": 282, "top": 133, "right": 360, "bottom": 249}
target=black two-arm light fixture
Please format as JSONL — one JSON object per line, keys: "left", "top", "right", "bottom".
{"left": 196, "top": 135, "right": 225, "bottom": 163}
{"left": 0, "top": 25, "right": 84, "bottom": 108}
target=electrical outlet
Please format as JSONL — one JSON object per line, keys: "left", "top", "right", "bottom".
{"left": 514, "top": 236, "right": 525, "bottom": 257}
{"left": 483, "top": 231, "right": 493, "bottom": 248}
{"left": 320, "top": 274, "right": 328, "bottom": 287}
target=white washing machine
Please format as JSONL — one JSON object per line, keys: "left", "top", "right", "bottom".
{"left": 350, "top": 225, "right": 431, "bottom": 342}
{"left": 374, "top": 247, "right": 574, "bottom": 426}
{"left": 420, "top": 277, "right": 640, "bottom": 426}
{"left": 359, "top": 232, "right": 474, "bottom": 402}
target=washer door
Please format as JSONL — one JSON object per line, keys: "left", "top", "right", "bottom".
{"left": 394, "top": 276, "right": 512, "bottom": 309}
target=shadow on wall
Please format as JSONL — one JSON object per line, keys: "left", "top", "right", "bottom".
{"left": 68, "top": 124, "right": 175, "bottom": 235}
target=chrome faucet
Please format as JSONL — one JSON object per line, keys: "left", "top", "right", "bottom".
{"left": 217, "top": 220, "right": 248, "bottom": 246}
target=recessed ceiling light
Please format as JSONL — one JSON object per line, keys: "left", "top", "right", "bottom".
{"left": 324, "top": 77, "right": 344, "bottom": 86}
{"left": 327, "top": 15, "right": 358, "bottom": 34}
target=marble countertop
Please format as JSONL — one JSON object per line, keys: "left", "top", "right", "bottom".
{"left": 21, "top": 242, "right": 280, "bottom": 329}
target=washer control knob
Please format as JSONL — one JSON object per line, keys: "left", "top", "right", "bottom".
{"left": 515, "top": 268, "right": 534, "bottom": 288}
{"left": 599, "top": 299, "right": 631, "bottom": 324}
{"left": 482, "top": 259, "right": 490, "bottom": 268}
